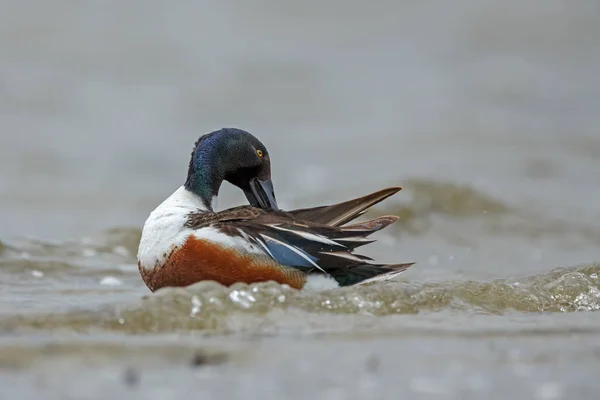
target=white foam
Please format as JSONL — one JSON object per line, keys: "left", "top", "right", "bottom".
{"left": 303, "top": 274, "right": 340, "bottom": 291}
{"left": 100, "top": 276, "right": 122, "bottom": 286}
{"left": 31, "top": 270, "right": 44, "bottom": 278}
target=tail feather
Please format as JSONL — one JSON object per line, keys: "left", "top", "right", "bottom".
{"left": 354, "top": 263, "right": 416, "bottom": 285}
{"left": 329, "top": 262, "right": 416, "bottom": 286}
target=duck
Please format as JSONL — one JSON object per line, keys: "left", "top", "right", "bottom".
{"left": 137, "top": 128, "right": 414, "bottom": 292}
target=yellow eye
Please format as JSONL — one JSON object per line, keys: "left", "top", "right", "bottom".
{"left": 256, "top": 149, "right": 263, "bottom": 157}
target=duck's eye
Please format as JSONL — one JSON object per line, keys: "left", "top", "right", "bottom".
{"left": 256, "top": 149, "right": 263, "bottom": 157}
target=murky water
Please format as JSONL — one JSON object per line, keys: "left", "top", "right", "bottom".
{"left": 1, "top": 1, "right": 599, "bottom": 398}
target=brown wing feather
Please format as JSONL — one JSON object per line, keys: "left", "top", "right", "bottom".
{"left": 287, "top": 187, "right": 402, "bottom": 226}
{"left": 185, "top": 206, "right": 262, "bottom": 229}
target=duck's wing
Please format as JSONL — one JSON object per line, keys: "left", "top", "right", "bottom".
{"left": 186, "top": 205, "right": 263, "bottom": 228}
{"left": 286, "top": 187, "right": 402, "bottom": 227}
{"left": 198, "top": 206, "right": 414, "bottom": 287}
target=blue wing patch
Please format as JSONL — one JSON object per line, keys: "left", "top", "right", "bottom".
{"left": 258, "top": 234, "right": 323, "bottom": 271}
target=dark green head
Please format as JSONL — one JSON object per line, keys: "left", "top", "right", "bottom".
{"left": 184, "top": 128, "right": 278, "bottom": 212}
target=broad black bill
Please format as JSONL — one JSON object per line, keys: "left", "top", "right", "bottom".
{"left": 245, "top": 178, "right": 279, "bottom": 210}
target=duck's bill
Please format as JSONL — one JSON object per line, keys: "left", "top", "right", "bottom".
{"left": 246, "top": 178, "right": 279, "bottom": 210}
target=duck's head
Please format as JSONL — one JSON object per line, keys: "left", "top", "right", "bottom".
{"left": 184, "top": 128, "right": 278, "bottom": 212}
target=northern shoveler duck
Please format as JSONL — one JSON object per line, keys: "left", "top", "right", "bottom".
{"left": 137, "top": 128, "right": 414, "bottom": 292}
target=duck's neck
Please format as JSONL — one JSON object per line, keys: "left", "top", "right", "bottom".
{"left": 184, "top": 150, "right": 223, "bottom": 212}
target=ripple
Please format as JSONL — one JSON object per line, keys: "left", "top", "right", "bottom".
{"left": 1, "top": 263, "right": 599, "bottom": 334}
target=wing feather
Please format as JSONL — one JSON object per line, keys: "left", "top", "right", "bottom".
{"left": 186, "top": 186, "right": 415, "bottom": 286}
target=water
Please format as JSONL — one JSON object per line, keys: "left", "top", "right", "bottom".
{"left": 1, "top": 1, "right": 599, "bottom": 398}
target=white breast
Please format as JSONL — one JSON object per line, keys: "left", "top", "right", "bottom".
{"left": 137, "top": 186, "right": 264, "bottom": 271}
{"left": 137, "top": 186, "right": 202, "bottom": 271}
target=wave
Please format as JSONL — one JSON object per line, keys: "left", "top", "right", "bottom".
{"left": 1, "top": 263, "right": 599, "bottom": 335}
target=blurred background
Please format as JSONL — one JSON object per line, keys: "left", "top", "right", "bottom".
{"left": 1, "top": 1, "right": 600, "bottom": 399}
{"left": 2, "top": 1, "right": 599, "bottom": 236}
